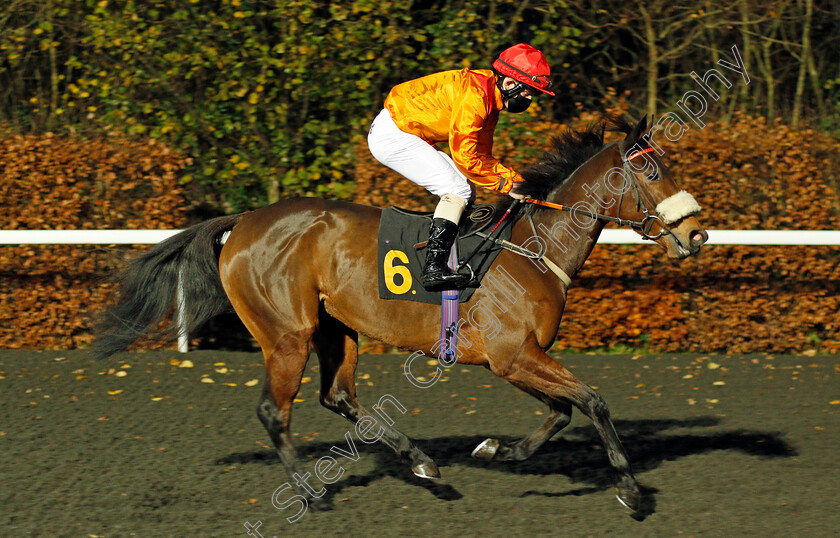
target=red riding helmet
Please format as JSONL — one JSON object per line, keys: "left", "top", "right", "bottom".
{"left": 492, "top": 43, "right": 555, "bottom": 96}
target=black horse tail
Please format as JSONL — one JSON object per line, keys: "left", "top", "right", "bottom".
{"left": 93, "top": 214, "right": 242, "bottom": 359}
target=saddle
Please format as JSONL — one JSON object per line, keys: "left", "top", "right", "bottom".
{"left": 389, "top": 203, "right": 499, "bottom": 241}
{"left": 377, "top": 204, "right": 512, "bottom": 305}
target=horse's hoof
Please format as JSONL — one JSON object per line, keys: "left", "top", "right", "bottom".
{"left": 411, "top": 461, "right": 441, "bottom": 480}
{"left": 616, "top": 487, "right": 641, "bottom": 513}
{"left": 471, "top": 438, "right": 500, "bottom": 461}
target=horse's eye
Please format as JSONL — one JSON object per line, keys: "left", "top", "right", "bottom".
{"left": 646, "top": 170, "right": 659, "bottom": 182}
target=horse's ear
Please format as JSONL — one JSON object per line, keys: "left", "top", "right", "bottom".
{"left": 625, "top": 114, "right": 648, "bottom": 143}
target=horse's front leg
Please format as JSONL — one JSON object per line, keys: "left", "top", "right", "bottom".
{"left": 483, "top": 338, "right": 641, "bottom": 513}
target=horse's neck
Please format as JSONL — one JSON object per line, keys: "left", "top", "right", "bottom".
{"left": 528, "top": 167, "right": 610, "bottom": 282}
{"left": 532, "top": 206, "right": 604, "bottom": 281}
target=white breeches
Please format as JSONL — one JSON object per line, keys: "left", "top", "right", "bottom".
{"left": 367, "top": 108, "right": 474, "bottom": 205}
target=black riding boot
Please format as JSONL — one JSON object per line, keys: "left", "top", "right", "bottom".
{"left": 422, "top": 218, "right": 470, "bottom": 291}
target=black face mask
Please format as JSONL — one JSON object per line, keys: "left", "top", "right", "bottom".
{"left": 505, "top": 94, "right": 532, "bottom": 113}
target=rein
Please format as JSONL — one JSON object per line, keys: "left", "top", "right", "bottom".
{"left": 523, "top": 147, "right": 668, "bottom": 241}
{"left": 456, "top": 147, "right": 681, "bottom": 288}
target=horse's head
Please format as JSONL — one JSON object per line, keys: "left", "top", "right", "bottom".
{"left": 516, "top": 115, "right": 707, "bottom": 260}
{"left": 612, "top": 115, "right": 708, "bottom": 259}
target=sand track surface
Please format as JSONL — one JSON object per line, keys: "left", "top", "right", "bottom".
{"left": 1, "top": 350, "right": 837, "bottom": 536}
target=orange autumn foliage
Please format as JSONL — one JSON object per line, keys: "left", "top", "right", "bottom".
{"left": 0, "top": 130, "right": 190, "bottom": 349}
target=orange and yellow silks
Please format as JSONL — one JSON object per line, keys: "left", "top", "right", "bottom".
{"left": 384, "top": 68, "right": 522, "bottom": 194}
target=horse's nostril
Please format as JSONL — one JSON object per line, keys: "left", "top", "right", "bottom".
{"left": 690, "top": 230, "right": 707, "bottom": 247}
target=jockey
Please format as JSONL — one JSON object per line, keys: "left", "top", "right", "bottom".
{"left": 368, "top": 43, "right": 554, "bottom": 291}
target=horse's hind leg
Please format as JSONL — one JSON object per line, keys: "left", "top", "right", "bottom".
{"left": 254, "top": 329, "right": 323, "bottom": 504}
{"left": 313, "top": 308, "right": 440, "bottom": 479}
{"left": 484, "top": 337, "right": 641, "bottom": 513}
{"left": 472, "top": 387, "right": 572, "bottom": 462}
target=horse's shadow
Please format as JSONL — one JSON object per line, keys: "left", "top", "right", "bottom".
{"left": 217, "top": 416, "right": 795, "bottom": 520}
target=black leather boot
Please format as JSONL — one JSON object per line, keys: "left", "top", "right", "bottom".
{"left": 422, "top": 218, "right": 470, "bottom": 291}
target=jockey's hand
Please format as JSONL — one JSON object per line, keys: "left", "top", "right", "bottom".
{"left": 508, "top": 190, "right": 526, "bottom": 200}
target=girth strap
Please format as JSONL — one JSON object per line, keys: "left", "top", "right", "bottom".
{"left": 439, "top": 243, "right": 460, "bottom": 364}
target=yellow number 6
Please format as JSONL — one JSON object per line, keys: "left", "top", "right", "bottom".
{"left": 383, "top": 249, "right": 412, "bottom": 294}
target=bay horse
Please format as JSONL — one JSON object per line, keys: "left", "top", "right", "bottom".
{"left": 95, "top": 115, "right": 707, "bottom": 515}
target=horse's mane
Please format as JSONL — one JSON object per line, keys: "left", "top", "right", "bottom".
{"left": 495, "top": 114, "right": 635, "bottom": 217}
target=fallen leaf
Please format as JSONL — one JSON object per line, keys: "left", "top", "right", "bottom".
{"left": 244, "top": 379, "right": 259, "bottom": 387}
{"left": 830, "top": 400, "right": 840, "bottom": 405}
{"left": 169, "top": 359, "right": 181, "bottom": 366}
{"left": 301, "top": 377, "right": 312, "bottom": 384}
{"left": 707, "top": 362, "right": 721, "bottom": 370}
{"left": 201, "top": 378, "right": 215, "bottom": 384}
{"left": 426, "top": 359, "right": 438, "bottom": 366}
{"left": 179, "top": 360, "right": 194, "bottom": 369}
{"left": 246, "top": 498, "right": 258, "bottom": 504}
{"left": 215, "top": 367, "right": 228, "bottom": 374}
{"left": 151, "top": 397, "right": 164, "bottom": 401}
{"left": 107, "top": 390, "right": 123, "bottom": 395}
{"left": 115, "top": 371, "right": 127, "bottom": 378}
{"left": 294, "top": 398, "right": 304, "bottom": 403}
{"left": 713, "top": 381, "right": 726, "bottom": 386}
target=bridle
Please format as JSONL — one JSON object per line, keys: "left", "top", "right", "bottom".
{"left": 463, "top": 144, "right": 687, "bottom": 287}
{"left": 524, "top": 146, "right": 670, "bottom": 241}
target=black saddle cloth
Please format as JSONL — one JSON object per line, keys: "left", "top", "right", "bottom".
{"left": 377, "top": 205, "right": 512, "bottom": 304}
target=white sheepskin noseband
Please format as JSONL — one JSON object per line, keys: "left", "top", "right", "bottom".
{"left": 655, "top": 191, "right": 701, "bottom": 224}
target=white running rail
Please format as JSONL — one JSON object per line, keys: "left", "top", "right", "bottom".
{"left": 3, "top": 228, "right": 839, "bottom": 353}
